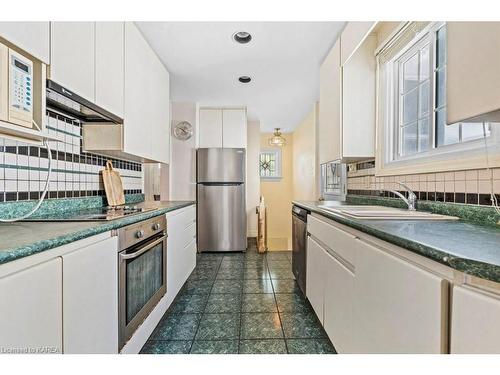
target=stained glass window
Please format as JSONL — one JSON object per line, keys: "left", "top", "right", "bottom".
{"left": 259, "top": 149, "right": 282, "bottom": 179}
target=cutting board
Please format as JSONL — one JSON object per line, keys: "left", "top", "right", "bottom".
{"left": 101, "top": 160, "right": 125, "bottom": 206}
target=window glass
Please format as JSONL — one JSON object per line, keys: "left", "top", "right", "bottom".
{"left": 259, "top": 150, "right": 281, "bottom": 179}
{"left": 392, "top": 23, "right": 490, "bottom": 159}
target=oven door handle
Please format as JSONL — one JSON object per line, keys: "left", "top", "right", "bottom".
{"left": 119, "top": 235, "right": 166, "bottom": 260}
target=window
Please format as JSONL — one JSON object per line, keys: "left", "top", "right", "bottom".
{"left": 391, "top": 22, "right": 490, "bottom": 160}
{"left": 259, "top": 149, "right": 282, "bottom": 179}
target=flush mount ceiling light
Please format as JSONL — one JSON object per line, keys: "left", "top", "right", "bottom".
{"left": 232, "top": 31, "right": 252, "bottom": 44}
{"left": 268, "top": 128, "right": 286, "bottom": 147}
{"left": 238, "top": 76, "right": 252, "bottom": 84}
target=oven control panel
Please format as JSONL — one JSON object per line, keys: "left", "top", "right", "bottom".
{"left": 117, "top": 215, "right": 167, "bottom": 251}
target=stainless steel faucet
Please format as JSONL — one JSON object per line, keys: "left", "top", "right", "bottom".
{"left": 386, "top": 182, "right": 417, "bottom": 211}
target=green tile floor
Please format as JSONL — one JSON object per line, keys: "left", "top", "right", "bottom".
{"left": 140, "top": 246, "right": 336, "bottom": 354}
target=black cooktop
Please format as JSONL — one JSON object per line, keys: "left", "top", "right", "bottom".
{"left": 23, "top": 206, "right": 154, "bottom": 222}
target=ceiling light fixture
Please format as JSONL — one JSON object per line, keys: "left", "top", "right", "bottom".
{"left": 238, "top": 76, "right": 252, "bottom": 83}
{"left": 268, "top": 128, "right": 286, "bottom": 147}
{"left": 233, "top": 31, "right": 252, "bottom": 44}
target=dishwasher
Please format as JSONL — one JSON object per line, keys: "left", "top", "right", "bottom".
{"left": 292, "top": 205, "right": 310, "bottom": 296}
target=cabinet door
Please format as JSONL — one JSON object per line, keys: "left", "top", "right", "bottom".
{"left": 451, "top": 285, "right": 500, "bottom": 354}
{"left": 166, "top": 207, "right": 197, "bottom": 305}
{"left": 319, "top": 38, "right": 341, "bottom": 164}
{"left": 198, "top": 109, "right": 223, "bottom": 148}
{"left": 0, "top": 258, "right": 63, "bottom": 352}
{"left": 62, "top": 237, "right": 118, "bottom": 353}
{"left": 447, "top": 22, "right": 500, "bottom": 123}
{"left": 306, "top": 236, "right": 326, "bottom": 323}
{"left": 323, "top": 249, "right": 354, "bottom": 353}
{"left": 222, "top": 109, "right": 247, "bottom": 148}
{"left": 342, "top": 35, "right": 376, "bottom": 161}
{"left": 95, "top": 22, "right": 124, "bottom": 118}
{"left": 353, "top": 239, "right": 448, "bottom": 353}
{"left": 124, "top": 22, "right": 153, "bottom": 159}
{"left": 340, "top": 22, "right": 376, "bottom": 65}
{"left": 0, "top": 22, "right": 50, "bottom": 63}
{"left": 150, "top": 57, "right": 170, "bottom": 164}
{"left": 50, "top": 22, "right": 95, "bottom": 101}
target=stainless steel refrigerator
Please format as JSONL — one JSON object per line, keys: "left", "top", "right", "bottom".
{"left": 197, "top": 148, "right": 247, "bottom": 252}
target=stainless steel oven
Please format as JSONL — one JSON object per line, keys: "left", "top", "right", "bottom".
{"left": 117, "top": 215, "right": 167, "bottom": 349}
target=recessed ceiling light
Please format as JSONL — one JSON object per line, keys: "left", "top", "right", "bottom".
{"left": 238, "top": 76, "right": 252, "bottom": 84}
{"left": 233, "top": 31, "right": 252, "bottom": 44}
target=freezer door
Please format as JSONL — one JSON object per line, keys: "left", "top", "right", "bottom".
{"left": 197, "top": 184, "right": 247, "bottom": 252}
{"left": 197, "top": 148, "right": 245, "bottom": 183}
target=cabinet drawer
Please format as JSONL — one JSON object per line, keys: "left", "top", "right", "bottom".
{"left": 183, "top": 222, "right": 197, "bottom": 248}
{"left": 307, "top": 215, "right": 356, "bottom": 265}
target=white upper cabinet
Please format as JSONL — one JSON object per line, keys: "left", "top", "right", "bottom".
{"left": 446, "top": 22, "right": 500, "bottom": 123}
{"left": 341, "top": 34, "right": 376, "bottom": 160}
{"left": 198, "top": 109, "right": 223, "bottom": 148}
{"left": 50, "top": 22, "right": 95, "bottom": 101}
{"left": 150, "top": 54, "right": 170, "bottom": 164}
{"left": 224, "top": 109, "right": 246, "bottom": 149}
{"left": 124, "top": 22, "right": 152, "bottom": 159}
{"left": 0, "top": 22, "right": 50, "bottom": 63}
{"left": 450, "top": 285, "right": 500, "bottom": 354}
{"left": 340, "top": 22, "right": 377, "bottom": 65}
{"left": 124, "top": 22, "right": 172, "bottom": 163}
{"left": 95, "top": 22, "right": 124, "bottom": 118}
{"left": 319, "top": 23, "right": 377, "bottom": 164}
{"left": 198, "top": 108, "right": 246, "bottom": 149}
{"left": 222, "top": 109, "right": 247, "bottom": 148}
{"left": 0, "top": 258, "right": 63, "bottom": 352}
{"left": 353, "top": 238, "right": 448, "bottom": 353}
{"left": 82, "top": 22, "right": 170, "bottom": 163}
{"left": 319, "top": 38, "right": 342, "bottom": 164}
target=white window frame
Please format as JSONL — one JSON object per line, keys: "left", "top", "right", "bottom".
{"left": 380, "top": 22, "right": 500, "bottom": 171}
{"left": 259, "top": 148, "right": 282, "bottom": 181}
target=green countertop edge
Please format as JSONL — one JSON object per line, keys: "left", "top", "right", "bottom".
{"left": 0, "top": 201, "right": 195, "bottom": 265}
{"left": 294, "top": 198, "right": 500, "bottom": 284}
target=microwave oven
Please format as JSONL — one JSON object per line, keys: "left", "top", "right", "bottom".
{"left": 0, "top": 41, "right": 34, "bottom": 128}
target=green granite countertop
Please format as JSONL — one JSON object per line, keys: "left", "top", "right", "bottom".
{"left": 0, "top": 201, "right": 195, "bottom": 265}
{"left": 293, "top": 200, "right": 500, "bottom": 283}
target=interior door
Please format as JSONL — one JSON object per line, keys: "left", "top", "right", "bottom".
{"left": 197, "top": 183, "right": 246, "bottom": 251}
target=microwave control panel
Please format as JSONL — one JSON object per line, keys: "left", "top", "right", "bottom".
{"left": 8, "top": 49, "right": 33, "bottom": 128}
{"left": 0, "top": 43, "right": 7, "bottom": 122}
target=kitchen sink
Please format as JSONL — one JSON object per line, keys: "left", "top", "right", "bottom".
{"left": 317, "top": 205, "right": 459, "bottom": 220}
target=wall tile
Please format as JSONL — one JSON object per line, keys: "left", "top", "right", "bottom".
{"left": 0, "top": 111, "right": 143, "bottom": 202}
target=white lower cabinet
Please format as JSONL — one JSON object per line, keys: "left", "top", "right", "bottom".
{"left": 353, "top": 239, "right": 448, "bottom": 353}
{"left": 306, "top": 236, "right": 326, "bottom": 322}
{"left": 450, "top": 285, "right": 500, "bottom": 354}
{"left": 323, "top": 249, "right": 354, "bottom": 353}
{"left": 0, "top": 258, "right": 63, "bottom": 353}
{"left": 165, "top": 205, "right": 197, "bottom": 306}
{"left": 306, "top": 234, "right": 354, "bottom": 353}
{"left": 62, "top": 237, "right": 119, "bottom": 353}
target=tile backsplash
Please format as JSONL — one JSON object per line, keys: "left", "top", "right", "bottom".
{"left": 347, "top": 164, "right": 500, "bottom": 206}
{"left": 0, "top": 110, "right": 143, "bottom": 202}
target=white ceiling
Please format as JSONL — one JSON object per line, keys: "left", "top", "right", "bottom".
{"left": 136, "top": 22, "right": 345, "bottom": 132}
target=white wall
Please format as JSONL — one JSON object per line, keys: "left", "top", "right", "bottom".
{"left": 169, "top": 102, "right": 197, "bottom": 201}
{"left": 246, "top": 120, "right": 261, "bottom": 237}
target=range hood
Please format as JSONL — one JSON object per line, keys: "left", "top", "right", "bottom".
{"left": 46, "top": 80, "right": 123, "bottom": 124}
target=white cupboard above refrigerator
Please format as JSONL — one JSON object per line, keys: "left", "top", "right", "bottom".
{"left": 198, "top": 107, "right": 247, "bottom": 148}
